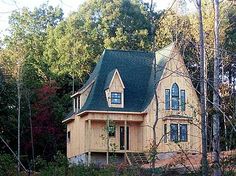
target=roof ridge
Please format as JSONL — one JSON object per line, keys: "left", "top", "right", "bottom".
{"left": 104, "top": 48, "right": 153, "bottom": 54}
{"left": 156, "top": 42, "right": 175, "bottom": 53}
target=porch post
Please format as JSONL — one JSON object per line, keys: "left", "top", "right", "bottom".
{"left": 106, "top": 118, "right": 109, "bottom": 165}
{"left": 124, "top": 120, "right": 127, "bottom": 162}
{"left": 88, "top": 119, "right": 91, "bottom": 166}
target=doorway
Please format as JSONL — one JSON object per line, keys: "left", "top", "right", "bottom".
{"left": 120, "top": 126, "right": 129, "bottom": 150}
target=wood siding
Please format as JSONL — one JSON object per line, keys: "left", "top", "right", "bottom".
{"left": 105, "top": 71, "right": 124, "bottom": 108}
{"left": 142, "top": 47, "right": 201, "bottom": 153}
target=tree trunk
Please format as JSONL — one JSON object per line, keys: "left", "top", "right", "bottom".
{"left": 17, "top": 66, "right": 21, "bottom": 176}
{"left": 213, "top": 0, "right": 221, "bottom": 175}
{"left": 152, "top": 87, "right": 158, "bottom": 170}
{"left": 26, "top": 90, "right": 35, "bottom": 171}
{"left": 196, "top": 0, "right": 208, "bottom": 175}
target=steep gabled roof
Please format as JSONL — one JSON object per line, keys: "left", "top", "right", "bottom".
{"left": 104, "top": 69, "right": 125, "bottom": 90}
{"left": 64, "top": 43, "right": 175, "bottom": 120}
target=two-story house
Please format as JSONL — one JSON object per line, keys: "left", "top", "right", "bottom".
{"left": 62, "top": 43, "right": 202, "bottom": 165}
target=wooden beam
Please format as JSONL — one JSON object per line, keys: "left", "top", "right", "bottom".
{"left": 124, "top": 120, "right": 127, "bottom": 162}
{"left": 88, "top": 120, "right": 91, "bottom": 166}
{"left": 106, "top": 118, "right": 109, "bottom": 165}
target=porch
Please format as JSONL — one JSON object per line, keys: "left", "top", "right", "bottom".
{"left": 84, "top": 113, "right": 145, "bottom": 165}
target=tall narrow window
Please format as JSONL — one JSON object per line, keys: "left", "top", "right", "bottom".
{"left": 171, "top": 83, "right": 179, "bottom": 110}
{"left": 180, "top": 124, "right": 188, "bottom": 142}
{"left": 170, "top": 124, "right": 178, "bottom": 142}
{"left": 165, "top": 89, "right": 170, "bottom": 110}
{"left": 181, "top": 90, "right": 186, "bottom": 111}
{"left": 73, "top": 97, "right": 79, "bottom": 112}
{"left": 67, "top": 131, "right": 71, "bottom": 143}
{"left": 163, "top": 124, "right": 167, "bottom": 143}
{"left": 111, "top": 92, "right": 121, "bottom": 104}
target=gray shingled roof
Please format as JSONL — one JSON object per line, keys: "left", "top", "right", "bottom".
{"left": 64, "top": 43, "right": 175, "bottom": 120}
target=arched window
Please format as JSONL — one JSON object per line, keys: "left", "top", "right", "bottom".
{"left": 171, "top": 83, "right": 179, "bottom": 110}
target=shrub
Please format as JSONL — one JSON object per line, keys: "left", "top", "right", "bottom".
{"left": 0, "top": 152, "right": 16, "bottom": 176}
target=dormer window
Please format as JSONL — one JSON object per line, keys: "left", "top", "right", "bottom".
{"left": 111, "top": 92, "right": 121, "bottom": 104}
{"left": 73, "top": 96, "right": 79, "bottom": 113}
{"left": 104, "top": 69, "right": 125, "bottom": 108}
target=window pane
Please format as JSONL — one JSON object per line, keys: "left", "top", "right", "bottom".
{"left": 108, "top": 125, "right": 116, "bottom": 137}
{"left": 170, "top": 124, "right": 178, "bottom": 142}
{"left": 111, "top": 92, "right": 121, "bottom": 104}
{"left": 164, "top": 124, "right": 167, "bottom": 143}
{"left": 181, "top": 90, "right": 186, "bottom": 111}
{"left": 67, "top": 131, "right": 71, "bottom": 143}
{"left": 171, "top": 83, "right": 179, "bottom": 110}
{"left": 171, "top": 83, "right": 179, "bottom": 97}
{"left": 165, "top": 89, "right": 170, "bottom": 110}
{"left": 172, "top": 97, "right": 179, "bottom": 110}
{"left": 180, "top": 124, "right": 187, "bottom": 142}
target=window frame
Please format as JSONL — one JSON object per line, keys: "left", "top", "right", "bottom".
{"left": 179, "top": 124, "right": 188, "bottom": 142}
{"left": 108, "top": 124, "right": 116, "bottom": 137}
{"left": 171, "top": 83, "right": 179, "bottom": 110}
{"left": 67, "top": 131, "right": 71, "bottom": 143}
{"left": 180, "top": 90, "right": 186, "bottom": 111}
{"left": 163, "top": 124, "right": 167, "bottom": 143}
{"left": 170, "top": 124, "right": 178, "bottom": 142}
{"left": 111, "top": 92, "right": 122, "bottom": 104}
{"left": 165, "top": 89, "right": 170, "bottom": 110}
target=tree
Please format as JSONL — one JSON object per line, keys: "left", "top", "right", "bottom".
{"left": 196, "top": 0, "right": 208, "bottom": 175}
{"left": 212, "top": 0, "right": 221, "bottom": 175}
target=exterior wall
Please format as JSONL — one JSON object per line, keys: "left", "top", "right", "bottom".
{"left": 67, "top": 114, "right": 86, "bottom": 158}
{"left": 142, "top": 47, "right": 202, "bottom": 153}
{"left": 105, "top": 72, "right": 124, "bottom": 108}
{"left": 87, "top": 113, "right": 143, "bottom": 152}
{"left": 80, "top": 83, "right": 93, "bottom": 108}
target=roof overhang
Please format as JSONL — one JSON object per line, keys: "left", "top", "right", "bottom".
{"left": 71, "top": 79, "right": 95, "bottom": 98}
{"left": 62, "top": 116, "right": 75, "bottom": 123}
{"left": 77, "top": 110, "right": 147, "bottom": 117}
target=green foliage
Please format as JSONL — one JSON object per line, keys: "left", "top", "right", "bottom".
{"left": 0, "top": 152, "right": 16, "bottom": 176}
{"left": 0, "top": 0, "right": 236, "bottom": 172}
{"left": 37, "top": 151, "right": 69, "bottom": 176}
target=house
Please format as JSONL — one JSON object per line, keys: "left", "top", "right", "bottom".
{"left": 62, "top": 43, "right": 202, "bottom": 165}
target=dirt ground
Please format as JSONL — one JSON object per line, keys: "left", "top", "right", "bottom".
{"left": 142, "top": 150, "right": 236, "bottom": 172}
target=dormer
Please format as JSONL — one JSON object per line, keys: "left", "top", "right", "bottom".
{"left": 72, "top": 94, "right": 80, "bottom": 113}
{"left": 71, "top": 80, "right": 95, "bottom": 113}
{"left": 104, "top": 69, "right": 125, "bottom": 108}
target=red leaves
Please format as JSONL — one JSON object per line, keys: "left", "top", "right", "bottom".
{"left": 29, "top": 83, "right": 64, "bottom": 157}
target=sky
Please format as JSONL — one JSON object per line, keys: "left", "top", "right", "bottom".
{"left": 0, "top": 0, "right": 196, "bottom": 36}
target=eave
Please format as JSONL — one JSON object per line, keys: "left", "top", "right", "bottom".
{"left": 71, "top": 79, "right": 95, "bottom": 98}
{"left": 62, "top": 116, "right": 75, "bottom": 123}
{"left": 77, "top": 110, "right": 147, "bottom": 117}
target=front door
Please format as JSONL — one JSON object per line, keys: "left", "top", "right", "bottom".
{"left": 120, "top": 126, "right": 129, "bottom": 150}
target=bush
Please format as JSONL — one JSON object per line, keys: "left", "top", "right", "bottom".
{"left": 0, "top": 152, "right": 16, "bottom": 176}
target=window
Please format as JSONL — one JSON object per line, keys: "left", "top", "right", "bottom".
{"left": 180, "top": 124, "right": 188, "bottom": 142}
{"left": 67, "top": 131, "right": 71, "bottom": 143}
{"left": 108, "top": 125, "right": 116, "bottom": 137}
{"left": 163, "top": 124, "right": 167, "bottom": 143}
{"left": 181, "top": 90, "right": 186, "bottom": 111}
{"left": 171, "top": 83, "right": 179, "bottom": 110}
{"left": 170, "top": 124, "right": 188, "bottom": 142}
{"left": 111, "top": 92, "right": 121, "bottom": 104}
{"left": 170, "top": 124, "right": 178, "bottom": 142}
{"left": 73, "top": 97, "right": 79, "bottom": 112}
{"left": 165, "top": 89, "right": 170, "bottom": 110}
